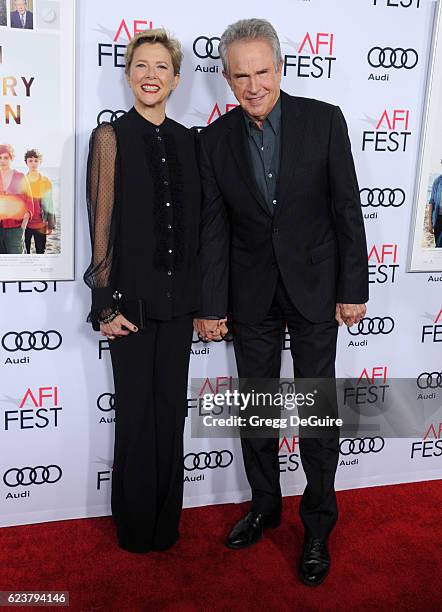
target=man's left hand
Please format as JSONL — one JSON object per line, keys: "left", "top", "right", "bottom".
{"left": 335, "top": 303, "right": 366, "bottom": 327}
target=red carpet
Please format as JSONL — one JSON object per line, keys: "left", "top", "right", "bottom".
{"left": 0, "top": 481, "right": 441, "bottom": 611}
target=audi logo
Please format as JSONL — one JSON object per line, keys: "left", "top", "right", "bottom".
{"left": 193, "top": 36, "right": 220, "bottom": 60}
{"left": 416, "top": 372, "right": 442, "bottom": 390}
{"left": 96, "top": 109, "right": 126, "bottom": 125}
{"left": 184, "top": 450, "right": 233, "bottom": 471}
{"left": 360, "top": 188, "right": 405, "bottom": 208}
{"left": 278, "top": 380, "right": 296, "bottom": 394}
{"left": 340, "top": 437, "right": 385, "bottom": 455}
{"left": 3, "top": 465, "right": 62, "bottom": 487}
{"left": 192, "top": 330, "right": 233, "bottom": 344}
{"left": 1, "top": 330, "right": 62, "bottom": 352}
{"left": 367, "top": 47, "right": 418, "bottom": 69}
{"left": 348, "top": 317, "right": 395, "bottom": 336}
{"left": 97, "top": 393, "right": 115, "bottom": 412}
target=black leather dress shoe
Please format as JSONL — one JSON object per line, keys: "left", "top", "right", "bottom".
{"left": 226, "top": 510, "right": 281, "bottom": 549}
{"left": 299, "top": 536, "right": 331, "bottom": 586}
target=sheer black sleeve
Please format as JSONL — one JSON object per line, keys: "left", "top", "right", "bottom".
{"left": 83, "top": 122, "right": 119, "bottom": 328}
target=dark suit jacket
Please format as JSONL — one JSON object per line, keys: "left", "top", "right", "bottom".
{"left": 10, "top": 10, "right": 33, "bottom": 29}
{"left": 198, "top": 90, "right": 369, "bottom": 324}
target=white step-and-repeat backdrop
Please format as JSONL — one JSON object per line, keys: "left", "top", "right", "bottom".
{"left": 1, "top": 0, "right": 441, "bottom": 527}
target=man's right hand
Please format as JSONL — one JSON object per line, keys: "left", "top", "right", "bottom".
{"left": 100, "top": 314, "right": 138, "bottom": 341}
{"left": 194, "top": 318, "right": 228, "bottom": 342}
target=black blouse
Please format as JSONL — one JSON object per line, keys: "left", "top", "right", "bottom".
{"left": 84, "top": 107, "right": 201, "bottom": 326}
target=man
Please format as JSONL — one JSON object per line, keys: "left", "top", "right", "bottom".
{"left": 10, "top": 0, "right": 33, "bottom": 29}
{"left": 428, "top": 166, "right": 442, "bottom": 247}
{"left": 195, "top": 19, "right": 368, "bottom": 586}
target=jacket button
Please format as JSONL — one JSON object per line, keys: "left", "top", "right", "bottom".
{"left": 273, "top": 227, "right": 279, "bottom": 233}
{"left": 166, "top": 292, "right": 172, "bottom": 298}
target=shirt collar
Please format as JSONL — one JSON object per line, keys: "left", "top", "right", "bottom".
{"left": 242, "top": 96, "right": 281, "bottom": 135}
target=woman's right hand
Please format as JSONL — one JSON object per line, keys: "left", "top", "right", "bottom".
{"left": 100, "top": 314, "right": 138, "bottom": 341}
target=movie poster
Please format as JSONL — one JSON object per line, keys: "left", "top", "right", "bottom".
{"left": 0, "top": 0, "right": 74, "bottom": 280}
{"left": 409, "top": 1, "right": 442, "bottom": 272}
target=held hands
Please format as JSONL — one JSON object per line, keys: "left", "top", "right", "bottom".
{"left": 100, "top": 313, "right": 138, "bottom": 341}
{"left": 335, "top": 303, "right": 366, "bottom": 328}
{"left": 194, "top": 318, "right": 228, "bottom": 342}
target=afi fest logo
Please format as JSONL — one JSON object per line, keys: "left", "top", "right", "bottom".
{"left": 3, "top": 386, "right": 61, "bottom": 432}
{"left": 192, "top": 102, "right": 238, "bottom": 131}
{"left": 372, "top": 0, "right": 421, "bottom": 7}
{"left": 283, "top": 32, "right": 336, "bottom": 79}
{"left": 187, "top": 376, "right": 234, "bottom": 418}
{"left": 279, "top": 436, "right": 300, "bottom": 473}
{"left": 410, "top": 438, "right": 442, "bottom": 459}
{"left": 0, "top": 281, "right": 57, "bottom": 294}
{"left": 343, "top": 366, "right": 389, "bottom": 406}
{"left": 97, "top": 18, "right": 154, "bottom": 68}
{"left": 368, "top": 244, "right": 399, "bottom": 284}
{"left": 362, "top": 109, "right": 411, "bottom": 152}
{"left": 421, "top": 307, "right": 442, "bottom": 343}
{"left": 193, "top": 36, "right": 221, "bottom": 74}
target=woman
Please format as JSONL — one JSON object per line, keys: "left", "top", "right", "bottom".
{"left": 0, "top": 144, "right": 33, "bottom": 254}
{"left": 84, "top": 30, "right": 201, "bottom": 553}
{"left": 24, "top": 149, "right": 55, "bottom": 254}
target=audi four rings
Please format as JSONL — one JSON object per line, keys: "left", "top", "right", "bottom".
{"left": 3, "top": 465, "right": 62, "bottom": 487}
{"left": 96, "top": 109, "right": 126, "bottom": 125}
{"left": 97, "top": 393, "right": 115, "bottom": 411}
{"left": 193, "top": 36, "right": 221, "bottom": 59}
{"left": 359, "top": 188, "right": 405, "bottom": 207}
{"left": 339, "top": 438, "right": 385, "bottom": 455}
{"left": 367, "top": 47, "right": 418, "bottom": 69}
{"left": 416, "top": 372, "right": 442, "bottom": 389}
{"left": 348, "top": 317, "right": 395, "bottom": 336}
{"left": 1, "top": 331, "right": 62, "bottom": 352}
{"left": 184, "top": 451, "right": 233, "bottom": 471}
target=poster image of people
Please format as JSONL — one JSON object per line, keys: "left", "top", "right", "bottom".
{"left": 0, "top": 0, "right": 74, "bottom": 280}
{"left": 10, "top": 0, "right": 33, "bottom": 30}
{"left": 422, "top": 166, "right": 442, "bottom": 249}
{"left": 409, "top": 3, "right": 442, "bottom": 271}
{"left": 0, "top": 145, "right": 59, "bottom": 255}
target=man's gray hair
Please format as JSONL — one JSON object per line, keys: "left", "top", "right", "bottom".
{"left": 219, "top": 18, "right": 282, "bottom": 74}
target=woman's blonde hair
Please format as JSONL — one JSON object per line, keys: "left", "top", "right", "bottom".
{"left": 125, "top": 29, "right": 183, "bottom": 76}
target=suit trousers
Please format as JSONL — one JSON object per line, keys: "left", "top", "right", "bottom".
{"left": 232, "top": 277, "right": 339, "bottom": 540}
{"left": 109, "top": 315, "right": 193, "bottom": 552}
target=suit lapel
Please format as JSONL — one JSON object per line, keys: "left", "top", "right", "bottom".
{"left": 227, "top": 111, "right": 271, "bottom": 217}
{"left": 275, "top": 92, "right": 308, "bottom": 211}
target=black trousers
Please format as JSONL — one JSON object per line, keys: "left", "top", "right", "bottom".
{"left": 109, "top": 315, "right": 193, "bottom": 552}
{"left": 25, "top": 227, "right": 47, "bottom": 254}
{"left": 232, "top": 278, "right": 339, "bottom": 540}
